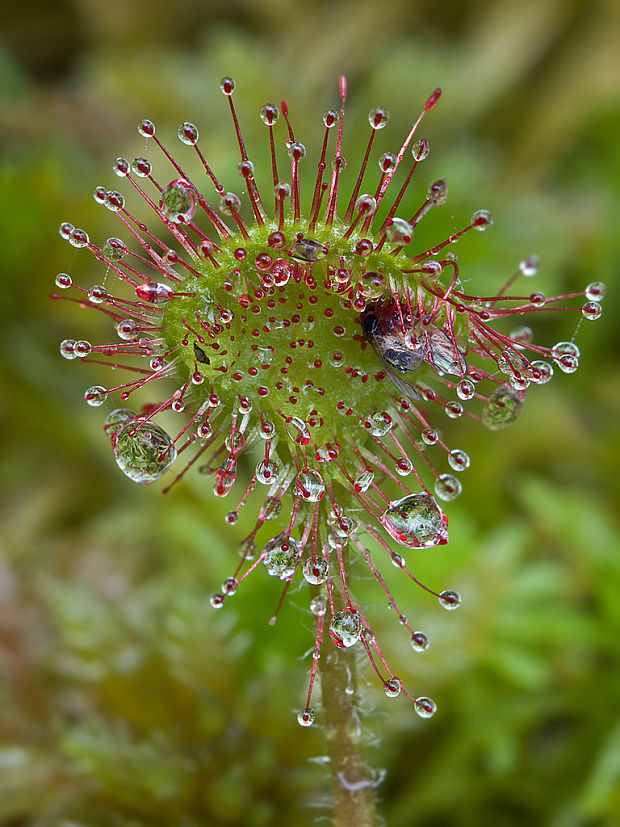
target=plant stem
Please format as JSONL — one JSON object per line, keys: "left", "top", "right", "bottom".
{"left": 320, "top": 641, "right": 377, "bottom": 826}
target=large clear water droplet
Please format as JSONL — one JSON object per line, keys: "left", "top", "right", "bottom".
{"left": 84, "top": 386, "right": 108, "bottom": 406}
{"left": 380, "top": 493, "right": 448, "bottom": 549}
{"left": 285, "top": 416, "right": 311, "bottom": 445}
{"left": 262, "top": 534, "right": 300, "bottom": 579}
{"left": 384, "top": 678, "right": 402, "bottom": 698}
{"left": 414, "top": 697, "right": 437, "bottom": 718}
{"left": 366, "top": 410, "right": 392, "bottom": 436}
{"left": 310, "top": 595, "right": 327, "bottom": 616}
{"left": 295, "top": 468, "right": 325, "bottom": 502}
{"left": 410, "top": 632, "right": 429, "bottom": 652}
{"left": 482, "top": 384, "right": 524, "bottom": 430}
{"left": 434, "top": 473, "right": 462, "bottom": 502}
{"left": 260, "top": 496, "right": 282, "bottom": 521}
{"left": 302, "top": 556, "right": 329, "bottom": 585}
{"left": 297, "top": 708, "right": 315, "bottom": 727}
{"left": 214, "top": 457, "right": 237, "bottom": 497}
{"left": 114, "top": 421, "right": 176, "bottom": 484}
{"left": 438, "top": 590, "right": 461, "bottom": 610}
{"left": 160, "top": 178, "right": 196, "bottom": 224}
{"left": 329, "top": 608, "right": 363, "bottom": 648}
{"left": 256, "top": 458, "right": 279, "bottom": 485}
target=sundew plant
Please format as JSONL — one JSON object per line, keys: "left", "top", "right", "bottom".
{"left": 55, "top": 75, "right": 603, "bottom": 824}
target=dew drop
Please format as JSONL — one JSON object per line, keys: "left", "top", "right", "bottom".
{"left": 259, "top": 103, "right": 280, "bottom": 125}
{"left": 582, "top": 301, "right": 602, "bottom": 320}
{"left": 448, "top": 449, "right": 470, "bottom": 472}
{"left": 261, "top": 496, "right": 282, "bottom": 521}
{"left": 384, "top": 678, "right": 402, "bottom": 698}
{"left": 428, "top": 179, "right": 448, "bottom": 206}
{"left": 214, "top": 457, "right": 237, "bottom": 497}
{"left": 552, "top": 341, "right": 580, "bottom": 359}
{"left": 55, "top": 272, "right": 72, "bottom": 289}
{"left": 288, "top": 142, "right": 306, "bottom": 160}
{"left": 530, "top": 360, "right": 554, "bottom": 384}
{"left": 210, "top": 594, "right": 225, "bottom": 609}
{"left": 358, "top": 270, "right": 385, "bottom": 299}
{"left": 74, "top": 340, "right": 92, "bottom": 358}
{"left": 256, "top": 458, "right": 279, "bottom": 485}
{"left": 84, "top": 386, "right": 108, "bottom": 407}
{"left": 113, "top": 157, "right": 130, "bottom": 177}
{"left": 329, "top": 608, "right": 363, "bottom": 648}
{"left": 262, "top": 534, "right": 300, "bottom": 579}
{"left": 69, "top": 228, "right": 89, "bottom": 248}
{"left": 519, "top": 255, "right": 539, "bottom": 277}
{"left": 160, "top": 179, "right": 196, "bottom": 224}
{"left": 135, "top": 282, "right": 173, "bottom": 303}
{"left": 138, "top": 119, "right": 155, "bottom": 138}
{"left": 238, "top": 159, "right": 255, "bottom": 178}
{"left": 104, "top": 191, "right": 125, "bottom": 212}
{"left": 456, "top": 379, "right": 475, "bottom": 401}
{"left": 378, "top": 152, "right": 397, "bottom": 172}
{"left": 297, "top": 708, "right": 315, "bottom": 727}
{"left": 366, "top": 410, "right": 393, "bottom": 436}
{"left": 323, "top": 109, "right": 339, "bottom": 128}
{"left": 414, "top": 697, "right": 437, "bottom": 718}
{"left": 132, "top": 157, "right": 152, "bottom": 177}
{"left": 239, "top": 538, "right": 258, "bottom": 561}
{"left": 444, "top": 401, "right": 463, "bottom": 419}
{"left": 421, "top": 429, "right": 438, "bottom": 446}
{"left": 395, "top": 458, "right": 413, "bottom": 477}
{"left": 222, "top": 577, "right": 238, "bottom": 595}
{"left": 368, "top": 106, "right": 390, "bottom": 130}
{"left": 116, "top": 319, "right": 139, "bottom": 340}
{"left": 421, "top": 260, "right": 443, "bottom": 278}
{"left": 59, "top": 339, "right": 76, "bottom": 359}
{"left": 472, "top": 209, "right": 493, "bottom": 230}
{"left": 380, "top": 493, "right": 448, "bottom": 549}
{"left": 354, "top": 469, "right": 374, "bottom": 493}
{"left": 295, "top": 469, "right": 326, "bottom": 502}
{"left": 310, "top": 595, "right": 327, "bottom": 616}
{"left": 482, "top": 384, "right": 524, "bottom": 430}
{"left": 412, "top": 139, "right": 429, "bottom": 162}
{"left": 510, "top": 325, "right": 533, "bottom": 346}
{"left": 285, "top": 416, "right": 311, "bottom": 446}
{"left": 178, "top": 122, "right": 199, "bottom": 145}
{"left": 59, "top": 222, "right": 74, "bottom": 239}
{"left": 438, "top": 590, "right": 461, "bottom": 610}
{"left": 88, "top": 284, "right": 107, "bottom": 304}
{"left": 355, "top": 194, "right": 377, "bottom": 215}
{"left": 219, "top": 192, "right": 242, "bottom": 216}
{"left": 220, "top": 76, "right": 235, "bottom": 95}
{"left": 386, "top": 218, "right": 413, "bottom": 245}
{"left": 102, "top": 237, "right": 128, "bottom": 261}
{"left": 585, "top": 281, "right": 606, "bottom": 302}
{"left": 434, "top": 473, "right": 462, "bottom": 502}
{"left": 114, "top": 421, "right": 176, "bottom": 483}
{"left": 302, "top": 557, "right": 329, "bottom": 585}
{"left": 410, "top": 632, "right": 429, "bottom": 653}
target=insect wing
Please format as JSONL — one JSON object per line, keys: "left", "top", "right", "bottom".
{"left": 383, "top": 362, "right": 420, "bottom": 401}
{"left": 425, "top": 327, "right": 467, "bottom": 376}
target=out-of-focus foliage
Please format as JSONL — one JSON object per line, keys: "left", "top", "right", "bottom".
{"left": 0, "top": 0, "right": 619, "bottom": 824}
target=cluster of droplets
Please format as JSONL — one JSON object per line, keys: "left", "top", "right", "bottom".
{"left": 54, "top": 75, "right": 602, "bottom": 725}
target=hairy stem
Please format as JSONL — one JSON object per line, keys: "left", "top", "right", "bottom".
{"left": 320, "top": 633, "right": 377, "bottom": 826}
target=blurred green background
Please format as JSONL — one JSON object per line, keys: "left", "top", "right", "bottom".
{"left": 1, "top": 0, "right": 619, "bottom": 824}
